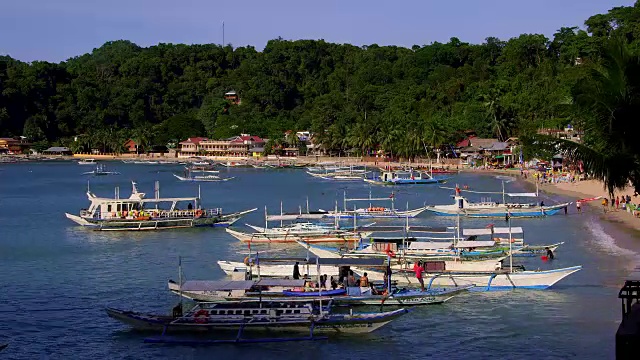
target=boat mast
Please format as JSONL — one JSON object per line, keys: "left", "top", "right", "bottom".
{"left": 280, "top": 201, "right": 283, "bottom": 227}
{"left": 502, "top": 181, "right": 506, "bottom": 205}
{"left": 343, "top": 191, "right": 347, "bottom": 213}
{"left": 264, "top": 206, "right": 268, "bottom": 230}
{"left": 508, "top": 210, "right": 513, "bottom": 273}
{"left": 197, "top": 184, "right": 201, "bottom": 210}
{"left": 178, "top": 256, "right": 183, "bottom": 310}
{"left": 306, "top": 196, "right": 309, "bottom": 214}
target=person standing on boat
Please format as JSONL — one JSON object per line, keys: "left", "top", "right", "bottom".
{"left": 293, "top": 262, "right": 300, "bottom": 280}
{"left": 413, "top": 261, "right": 425, "bottom": 292}
{"left": 360, "top": 272, "right": 369, "bottom": 287}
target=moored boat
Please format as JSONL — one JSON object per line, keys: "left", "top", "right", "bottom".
{"left": 364, "top": 170, "right": 448, "bottom": 185}
{"left": 106, "top": 299, "right": 408, "bottom": 334}
{"left": 65, "top": 181, "right": 256, "bottom": 230}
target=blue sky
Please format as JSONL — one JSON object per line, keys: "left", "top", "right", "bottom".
{"left": 0, "top": 0, "right": 632, "bottom": 62}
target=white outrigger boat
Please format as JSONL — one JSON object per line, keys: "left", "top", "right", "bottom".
{"left": 78, "top": 158, "right": 97, "bottom": 165}
{"left": 426, "top": 184, "right": 570, "bottom": 218}
{"left": 173, "top": 173, "right": 234, "bottom": 182}
{"left": 225, "top": 228, "right": 370, "bottom": 244}
{"left": 172, "top": 257, "right": 472, "bottom": 306}
{"left": 318, "top": 191, "right": 428, "bottom": 219}
{"left": 65, "top": 181, "right": 256, "bottom": 230}
{"left": 348, "top": 220, "right": 581, "bottom": 291}
{"left": 82, "top": 163, "right": 120, "bottom": 176}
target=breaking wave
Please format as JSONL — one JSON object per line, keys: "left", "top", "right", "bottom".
{"left": 585, "top": 220, "right": 637, "bottom": 257}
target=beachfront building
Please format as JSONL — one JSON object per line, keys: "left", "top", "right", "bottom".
{"left": 0, "top": 137, "right": 32, "bottom": 154}
{"left": 178, "top": 134, "right": 265, "bottom": 159}
{"left": 178, "top": 137, "right": 209, "bottom": 158}
{"left": 123, "top": 139, "right": 140, "bottom": 153}
{"left": 43, "top": 146, "right": 72, "bottom": 155}
{"left": 456, "top": 136, "right": 518, "bottom": 167}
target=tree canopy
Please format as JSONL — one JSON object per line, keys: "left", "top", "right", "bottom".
{"left": 2, "top": 2, "right": 640, "bottom": 160}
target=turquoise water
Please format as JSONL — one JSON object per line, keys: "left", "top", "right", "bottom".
{"left": 0, "top": 162, "right": 634, "bottom": 359}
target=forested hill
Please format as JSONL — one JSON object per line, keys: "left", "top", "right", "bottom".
{"left": 1, "top": 3, "right": 639, "bottom": 155}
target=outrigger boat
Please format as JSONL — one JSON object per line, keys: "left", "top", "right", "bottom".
{"left": 77, "top": 158, "right": 97, "bottom": 165}
{"left": 226, "top": 203, "right": 373, "bottom": 244}
{"left": 65, "top": 181, "right": 256, "bottom": 230}
{"left": 426, "top": 184, "right": 570, "bottom": 218}
{"left": 106, "top": 299, "right": 408, "bottom": 335}
{"left": 173, "top": 168, "right": 234, "bottom": 182}
{"left": 224, "top": 228, "right": 370, "bottom": 244}
{"left": 318, "top": 191, "right": 428, "bottom": 219}
{"left": 364, "top": 170, "right": 448, "bottom": 185}
{"left": 82, "top": 164, "right": 120, "bottom": 176}
{"left": 347, "top": 219, "right": 581, "bottom": 291}
{"left": 172, "top": 257, "right": 472, "bottom": 306}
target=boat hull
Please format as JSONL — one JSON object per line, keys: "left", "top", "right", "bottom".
{"left": 426, "top": 203, "right": 569, "bottom": 218}
{"left": 225, "top": 228, "right": 369, "bottom": 244}
{"left": 356, "top": 266, "right": 582, "bottom": 290}
{"left": 106, "top": 307, "right": 407, "bottom": 334}
{"left": 66, "top": 209, "right": 255, "bottom": 231}
{"left": 364, "top": 178, "right": 447, "bottom": 186}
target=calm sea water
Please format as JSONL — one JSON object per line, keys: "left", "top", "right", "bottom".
{"left": 0, "top": 161, "right": 635, "bottom": 359}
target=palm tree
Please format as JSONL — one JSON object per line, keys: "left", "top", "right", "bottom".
{"left": 421, "top": 116, "right": 448, "bottom": 162}
{"left": 528, "top": 38, "right": 640, "bottom": 195}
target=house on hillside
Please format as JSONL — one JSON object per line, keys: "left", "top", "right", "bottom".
{"left": 537, "top": 125, "right": 583, "bottom": 143}
{"left": 224, "top": 90, "right": 240, "bottom": 105}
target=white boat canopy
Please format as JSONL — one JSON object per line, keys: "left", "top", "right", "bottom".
{"left": 462, "top": 227, "right": 524, "bottom": 236}
{"left": 455, "top": 240, "right": 496, "bottom": 248}
{"left": 506, "top": 192, "right": 538, "bottom": 197}
{"left": 180, "top": 280, "right": 255, "bottom": 292}
{"left": 407, "top": 242, "right": 453, "bottom": 250}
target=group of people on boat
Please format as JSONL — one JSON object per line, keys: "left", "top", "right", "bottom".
{"left": 291, "top": 262, "right": 387, "bottom": 295}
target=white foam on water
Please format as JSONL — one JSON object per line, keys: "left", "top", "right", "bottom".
{"left": 586, "top": 220, "right": 637, "bottom": 257}
{"left": 494, "top": 175, "right": 514, "bottom": 183}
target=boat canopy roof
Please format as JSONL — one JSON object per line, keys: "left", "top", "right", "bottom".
{"left": 407, "top": 242, "right": 453, "bottom": 250}
{"left": 455, "top": 240, "right": 496, "bottom": 248}
{"left": 462, "top": 227, "right": 524, "bottom": 236}
{"left": 92, "top": 196, "right": 198, "bottom": 203}
{"left": 181, "top": 280, "right": 254, "bottom": 291}
{"left": 265, "top": 214, "right": 326, "bottom": 221}
{"left": 364, "top": 225, "right": 452, "bottom": 233}
{"left": 253, "top": 257, "right": 387, "bottom": 267}
{"left": 506, "top": 192, "right": 538, "bottom": 197}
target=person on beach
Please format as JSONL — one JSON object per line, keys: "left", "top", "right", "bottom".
{"left": 616, "top": 196, "right": 620, "bottom": 210}
{"left": 414, "top": 261, "right": 425, "bottom": 291}
{"left": 603, "top": 198, "right": 608, "bottom": 213}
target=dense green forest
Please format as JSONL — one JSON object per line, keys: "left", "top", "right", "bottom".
{"left": 1, "top": 2, "right": 640, "bottom": 156}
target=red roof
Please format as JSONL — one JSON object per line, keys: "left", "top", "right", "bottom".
{"left": 179, "top": 137, "right": 208, "bottom": 145}
{"left": 230, "top": 135, "right": 265, "bottom": 144}
{"left": 456, "top": 136, "right": 475, "bottom": 148}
